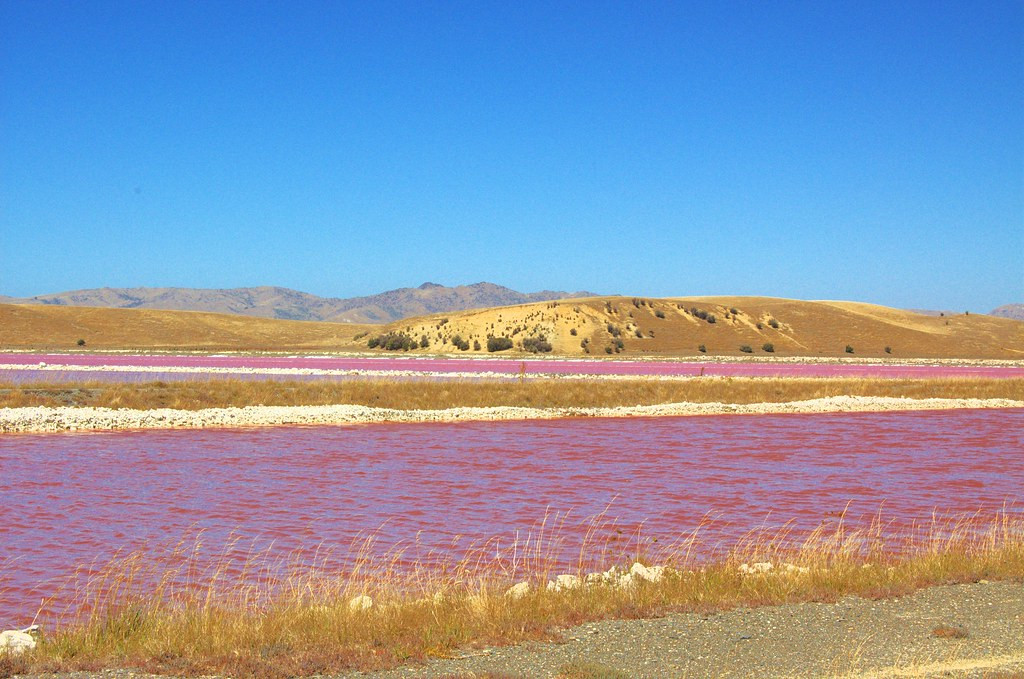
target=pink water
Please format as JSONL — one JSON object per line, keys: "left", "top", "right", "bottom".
{"left": 3, "top": 352, "right": 1023, "bottom": 379}
{"left": 1, "top": 408, "right": 1021, "bottom": 622}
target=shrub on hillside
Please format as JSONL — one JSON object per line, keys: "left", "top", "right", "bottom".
{"left": 368, "top": 332, "right": 417, "bottom": 351}
{"left": 76, "top": 338, "right": 86, "bottom": 347}
{"left": 845, "top": 345, "right": 855, "bottom": 354}
{"left": 768, "top": 318, "right": 780, "bottom": 329}
{"left": 698, "top": 344, "right": 707, "bottom": 353}
{"left": 487, "top": 337, "right": 513, "bottom": 352}
{"left": 606, "top": 323, "right": 622, "bottom": 337}
{"left": 474, "top": 340, "right": 481, "bottom": 351}
{"left": 654, "top": 309, "right": 665, "bottom": 319}
{"left": 570, "top": 328, "right": 577, "bottom": 336}
{"left": 451, "top": 335, "right": 470, "bottom": 351}
{"left": 729, "top": 307, "right": 739, "bottom": 315}
{"left": 740, "top": 345, "right": 753, "bottom": 353}
{"left": 885, "top": 346, "right": 892, "bottom": 354}
{"left": 762, "top": 343, "right": 775, "bottom": 353}
{"left": 522, "top": 336, "right": 553, "bottom": 353}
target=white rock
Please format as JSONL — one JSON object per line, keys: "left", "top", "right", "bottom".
{"left": 629, "top": 562, "right": 667, "bottom": 583}
{"left": 739, "top": 561, "right": 774, "bottom": 575}
{"left": 348, "top": 594, "right": 373, "bottom": 612}
{"left": 505, "top": 581, "right": 531, "bottom": 599}
{"left": 546, "top": 574, "right": 583, "bottom": 592}
{"left": 585, "top": 566, "right": 622, "bottom": 585}
{"left": 1, "top": 625, "right": 40, "bottom": 655}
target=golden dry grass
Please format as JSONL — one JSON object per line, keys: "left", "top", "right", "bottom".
{"left": 3, "top": 511, "right": 1022, "bottom": 678}
{"left": 0, "top": 303, "right": 373, "bottom": 351}
{"left": 1, "top": 376, "right": 1021, "bottom": 410}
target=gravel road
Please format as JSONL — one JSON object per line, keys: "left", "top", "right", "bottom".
{"left": 355, "top": 580, "right": 1024, "bottom": 678}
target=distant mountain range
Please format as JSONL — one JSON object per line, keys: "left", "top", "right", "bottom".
{"left": 0, "top": 282, "right": 600, "bottom": 324}
{"left": 989, "top": 304, "right": 1024, "bottom": 321}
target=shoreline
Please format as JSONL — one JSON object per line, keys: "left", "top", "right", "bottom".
{"left": 2, "top": 395, "right": 1022, "bottom": 433}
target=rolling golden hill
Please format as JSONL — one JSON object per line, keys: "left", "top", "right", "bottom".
{"left": 0, "top": 304, "right": 373, "bottom": 351}
{"left": 3, "top": 297, "right": 1022, "bottom": 359}
{"left": 352, "top": 296, "right": 1024, "bottom": 359}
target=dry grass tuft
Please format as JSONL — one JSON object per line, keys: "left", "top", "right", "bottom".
{"left": 931, "top": 624, "right": 969, "bottom": 639}
{"left": 3, "top": 510, "right": 1022, "bottom": 678}
{"left": 1, "top": 376, "right": 1021, "bottom": 411}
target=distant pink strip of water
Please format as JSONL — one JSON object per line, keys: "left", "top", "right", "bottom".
{"left": 1, "top": 408, "right": 1021, "bottom": 622}
{"left": 2, "top": 353, "right": 1022, "bottom": 379}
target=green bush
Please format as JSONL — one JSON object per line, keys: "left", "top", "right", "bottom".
{"left": 76, "top": 338, "right": 86, "bottom": 347}
{"left": 570, "top": 328, "right": 577, "bottom": 336}
{"left": 369, "top": 332, "right": 417, "bottom": 351}
{"left": 698, "top": 344, "right": 707, "bottom": 353}
{"left": 474, "top": 340, "right": 481, "bottom": 351}
{"left": 487, "top": 337, "right": 513, "bottom": 352}
{"left": 606, "top": 323, "right": 622, "bottom": 337}
{"left": 706, "top": 314, "right": 717, "bottom": 324}
{"left": 740, "top": 345, "right": 753, "bottom": 353}
{"left": 884, "top": 346, "right": 892, "bottom": 354}
{"left": 845, "top": 345, "right": 855, "bottom": 354}
{"left": 768, "top": 318, "right": 779, "bottom": 329}
{"left": 729, "top": 307, "right": 739, "bottom": 315}
{"left": 451, "top": 335, "right": 470, "bottom": 351}
{"left": 522, "top": 336, "right": 553, "bottom": 353}
{"left": 762, "top": 342, "right": 774, "bottom": 353}
{"left": 419, "top": 335, "right": 430, "bottom": 349}
{"left": 654, "top": 309, "right": 665, "bottom": 319}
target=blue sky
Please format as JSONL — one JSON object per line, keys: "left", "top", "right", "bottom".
{"left": 1, "top": 1, "right": 1021, "bottom": 311}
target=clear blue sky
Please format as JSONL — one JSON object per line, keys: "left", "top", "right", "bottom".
{"left": 2, "top": 1, "right": 1021, "bottom": 311}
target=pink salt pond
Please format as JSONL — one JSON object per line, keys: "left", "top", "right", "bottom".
{"left": 0, "top": 407, "right": 1021, "bottom": 622}
{"left": 1, "top": 352, "right": 1022, "bottom": 380}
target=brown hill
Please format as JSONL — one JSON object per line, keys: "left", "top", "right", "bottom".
{"left": 3, "top": 282, "right": 598, "bottom": 323}
{"left": 0, "top": 304, "right": 372, "bottom": 352}
{"left": 3, "top": 297, "right": 1022, "bottom": 359}
{"left": 352, "top": 296, "right": 1024, "bottom": 359}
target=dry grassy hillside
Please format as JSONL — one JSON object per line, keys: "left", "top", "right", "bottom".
{"left": 353, "top": 296, "right": 1024, "bottom": 359}
{"left": 4, "top": 297, "right": 1022, "bottom": 358}
{"left": 0, "top": 304, "right": 373, "bottom": 351}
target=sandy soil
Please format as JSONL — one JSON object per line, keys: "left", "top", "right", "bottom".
{"left": 1, "top": 396, "right": 1022, "bottom": 433}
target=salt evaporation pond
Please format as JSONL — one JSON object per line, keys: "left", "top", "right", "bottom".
{"left": 2, "top": 351, "right": 1023, "bottom": 381}
{"left": 1, "top": 408, "right": 1022, "bottom": 622}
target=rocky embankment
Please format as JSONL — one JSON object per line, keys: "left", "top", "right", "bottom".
{"left": 2, "top": 396, "right": 1022, "bottom": 433}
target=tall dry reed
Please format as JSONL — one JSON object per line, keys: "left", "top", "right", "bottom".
{"left": 3, "top": 509, "right": 1022, "bottom": 678}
